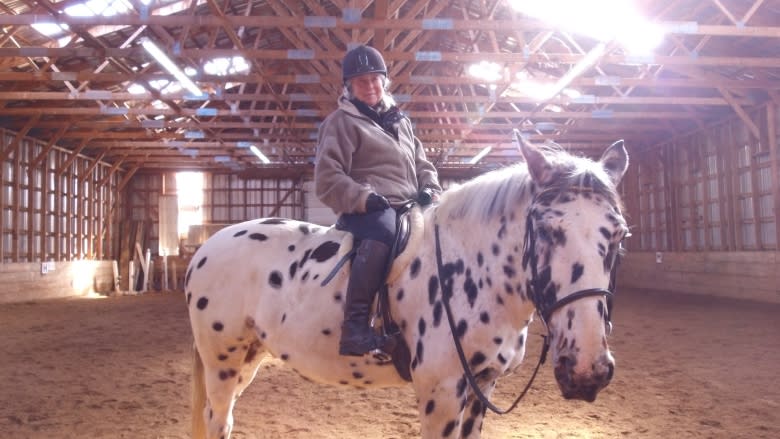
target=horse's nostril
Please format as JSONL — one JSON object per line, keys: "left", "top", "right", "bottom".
{"left": 606, "top": 362, "right": 615, "bottom": 381}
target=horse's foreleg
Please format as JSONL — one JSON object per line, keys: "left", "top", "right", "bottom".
{"left": 416, "top": 376, "right": 467, "bottom": 439}
{"left": 460, "top": 379, "right": 496, "bottom": 439}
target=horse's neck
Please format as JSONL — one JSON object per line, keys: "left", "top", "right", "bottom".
{"left": 431, "top": 202, "right": 535, "bottom": 319}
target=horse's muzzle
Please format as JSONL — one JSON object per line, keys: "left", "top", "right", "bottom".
{"left": 554, "top": 354, "right": 614, "bottom": 402}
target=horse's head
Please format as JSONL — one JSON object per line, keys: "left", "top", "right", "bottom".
{"left": 518, "top": 134, "right": 629, "bottom": 402}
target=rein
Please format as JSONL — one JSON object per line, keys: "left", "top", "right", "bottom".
{"left": 434, "top": 223, "right": 547, "bottom": 415}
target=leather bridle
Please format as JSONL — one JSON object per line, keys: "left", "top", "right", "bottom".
{"left": 523, "top": 211, "right": 619, "bottom": 336}
{"left": 433, "top": 194, "right": 622, "bottom": 415}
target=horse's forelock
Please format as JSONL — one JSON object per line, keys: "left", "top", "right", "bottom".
{"left": 538, "top": 151, "right": 624, "bottom": 210}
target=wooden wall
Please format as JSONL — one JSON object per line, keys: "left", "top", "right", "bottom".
{"left": 0, "top": 260, "right": 115, "bottom": 304}
{"left": 0, "top": 127, "right": 123, "bottom": 263}
{"left": 619, "top": 102, "right": 779, "bottom": 303}
{"left": 618, "top": 251, "right": 779, "bottom": 304}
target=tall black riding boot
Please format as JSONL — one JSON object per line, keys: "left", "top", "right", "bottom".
{"left": 339, "top": 239, "right": 391, "bottom": 356}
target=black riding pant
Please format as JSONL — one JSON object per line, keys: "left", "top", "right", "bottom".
{"left": 336, "top": 206, "right": 396, "bottom": 247}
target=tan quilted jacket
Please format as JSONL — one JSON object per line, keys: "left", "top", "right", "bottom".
{"left": 314, "top": 96, "right": 441, "bottom": 214}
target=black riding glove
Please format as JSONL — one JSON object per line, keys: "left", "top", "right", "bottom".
{"left": 365, "top": 193, "right": 391, "bottom": 212}
{"left": 417, "top": 187, "right": 435, "bottom": 206}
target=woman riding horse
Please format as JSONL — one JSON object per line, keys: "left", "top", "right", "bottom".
{"left": 314, "top": 45, "right": 442, "bottom": 356}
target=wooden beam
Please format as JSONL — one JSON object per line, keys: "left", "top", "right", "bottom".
{"left": 55, "top": 139, "right": 90, "bottom": 176}
{"left": 97, "top": 154, "right": 127, "bottom": 187}
{"left": 0, "top": 114, "right": 39, "bottom": 163}
{"left": 28, "top": 125, "right": 68, "bottom": 168}
{"left": 710, "top": 0, "right": 740, "bottom": 25}
{"left": 1, "top": 15, "right": 780, "bottom": 38}
{"left": 0, "top": 106, "right": 712, "bottom": 120}
{"left": 117, "top": 162, "right": 143, "bottom": 192}
{"left": 78, "top": 150, "right": 108, "bottom": 183}
{"left": 2, "top": 46, "right": 780, "bottom": 68}
{"left": 0, "top": 72, "right": 774, "bottom": 90}
{"left": 718, "top": 87, "right": 761, "bottom": 140}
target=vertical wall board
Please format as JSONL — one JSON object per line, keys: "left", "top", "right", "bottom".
{"left": 768, "top": 104, "right": 780, "bottom": 245}
{"left": 204, "top": 173, "right": 303, "bottom": 224}
{"left": 303, "top": 180, "right": 337, "bottom": 226}
{"left": 1, "top": 127, "right": 120, "bottom": 264}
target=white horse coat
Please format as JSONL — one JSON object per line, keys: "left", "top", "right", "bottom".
{"left": 187, "top": 138, "right": 630, "bottom": 438}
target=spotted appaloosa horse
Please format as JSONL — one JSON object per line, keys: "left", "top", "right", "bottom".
{"left": 186, "top": 137, "right": 630, "bottom": 439}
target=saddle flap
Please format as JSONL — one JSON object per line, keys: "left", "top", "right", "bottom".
{"left": 386, "top": 205, "right": 424, "bottom": 284}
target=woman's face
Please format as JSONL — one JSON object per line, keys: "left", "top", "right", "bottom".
{"left": 350, "top": 73, "right": 385, "bottom": 107}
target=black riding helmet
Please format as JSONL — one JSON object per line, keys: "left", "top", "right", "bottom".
{"left": 342, "top": 45, "right": 387, "bottom": 83}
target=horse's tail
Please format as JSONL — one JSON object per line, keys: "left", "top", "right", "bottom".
{"left": 191, "top": 342, "right": 207, "bottom": 439}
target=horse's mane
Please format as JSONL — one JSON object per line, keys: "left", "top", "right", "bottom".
{"left": 436, "top": 145, "right": 623, "bottom": 223}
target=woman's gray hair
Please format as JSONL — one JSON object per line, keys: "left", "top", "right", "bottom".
{"left": 342, "top": 76, "right": 396, "bottom": 107}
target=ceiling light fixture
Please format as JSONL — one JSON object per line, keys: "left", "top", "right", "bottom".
{"left": 467, "top": 61, "right": 502, "bottom": 82}
{"left": 544, "top": 41, "right": 607, "bottom": 101}
{"left": 249, "top": 145, "right": 271, "bottom": 164}
{"left": 468, "top": 146, "right": 493, "bottom": 164}
{"left": 140, "top": 38, "right": 203, "bottom": 96}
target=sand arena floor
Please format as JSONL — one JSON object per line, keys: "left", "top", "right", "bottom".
{"left": 0, "top": 288, "right": 777, "bottom": 438}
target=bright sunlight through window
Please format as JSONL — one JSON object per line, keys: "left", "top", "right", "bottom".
{"left": 509, "top": 0, "right": 664, "bottom": 55}
{"left": 176, "top": 172, "right": 204, "bottom": 237}
{"left": 467, "top": 61, "right": 503, "bottom": 82}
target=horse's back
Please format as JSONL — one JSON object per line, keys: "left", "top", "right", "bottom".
{"left": 185, "top": 217, "right": 405, "bottom": 386}
{"left": 186, "top": 216, "right": 341, "bottom": 319}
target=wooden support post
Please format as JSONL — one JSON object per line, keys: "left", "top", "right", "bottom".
{"left": 134, "top": 242, "right": 145, "bottom": 292}
{"left": 767, "top": 103, "right": 779, "bottom": 248}
{"left": 746, "top": 118, "right": 763, "bottom": 248}
{"left": 134, "top": 243, "right": 151, "bottom": 293}
{"left": 112, "top": 260, "right": 121, "bottom": 294}
{"left": 725, "top": 124, "right": 741, "bottom": 250}
{"left": 0, "top": 129, "right": 4, "bottom": 262}
{"left": 700, "top": 135, "right": 713, "bottom": 250}
{"left": 662, "top": 142, "right": 676, "bottom": 251}
{"left": 144, "top": 248, "right": 151, "bottom": 292}
{"left": 171, "top": 258, "right": 178, "bottom": 291}
{"left": 54, "top": 152, "right": 62, "bottom": 260}
{"left": 12, "top": 133, "right": 21, "bottom": 262}
{"left": 162, "top": 255, "right": 169, "bottom": 291}
{"left": 26, "top": 152, "right": 36, "bottom": 262}
{"left": 128, "top": 260, "right": 136, "bottom": 294}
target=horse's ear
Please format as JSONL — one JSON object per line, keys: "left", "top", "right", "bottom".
{"left": 599, "top": 139, "right": 629, "bottom": 186}
{"left": 515, "top": 129, "right": 554, "bottom": 185}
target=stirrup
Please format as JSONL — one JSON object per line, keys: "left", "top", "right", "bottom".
{"left": 370, "top": 348, "right": 392, "bottom": 363}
